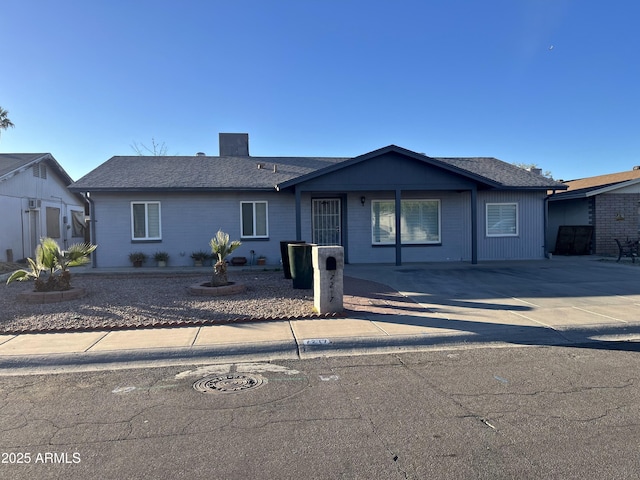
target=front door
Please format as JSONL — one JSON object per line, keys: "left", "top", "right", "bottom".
{"left": 312, "top": 198, "right": 341, "bottom": 245}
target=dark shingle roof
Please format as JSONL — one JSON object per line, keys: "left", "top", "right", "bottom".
{"left": 70, "top": 155, "right": 349, "bottom": 191}
{"left": 70, "top": 146, "right": 566, "bottom": 192}
{"left": 433, "top": 157, "right": 564, "bottom": 189}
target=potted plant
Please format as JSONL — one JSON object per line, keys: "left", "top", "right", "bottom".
{"left": 6, "top": 237, "right": 97, "bottom": 292}
{"left": 209, "top": 230, "right": 242, "bottom": 286}
{"left": 153, "top": 251, "right": 169, "bottom": 267}
{"left": 231, "top": 256, "right": 248, "bottom": 266}
{"left": 129, "top": 252, "right": 147, "bottom": 267}
{"left": 257, "top": 255, "right": 266, "bottom": 266}
{"left": 190, "top": 250, "right": 209, "bottom": 267}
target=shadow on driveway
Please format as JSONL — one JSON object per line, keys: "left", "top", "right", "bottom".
{"left": 343, "top": 257, "right": 640, "bottom": 352}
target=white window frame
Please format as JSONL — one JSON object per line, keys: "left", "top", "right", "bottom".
{"left": 371, "top": 199, "right": 441, "bottom": 245}
{"left": 131, "top": 201, "right": 162, "bottom": 240}
{"left": 240, "top": 201, "right": 269, "bottom": 239}
{"left": 486, "top": 202, "right": 519, "bottom": 237}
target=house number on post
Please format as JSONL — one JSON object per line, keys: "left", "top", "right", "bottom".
{"left": 312, "top": 246, "right": 344, "bottom": 314}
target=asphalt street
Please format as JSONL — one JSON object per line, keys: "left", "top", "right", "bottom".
{"left": 2, "top": 345, "right": 640, "bottom": 480}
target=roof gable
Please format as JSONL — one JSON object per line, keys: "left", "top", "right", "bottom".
{"left": 276, "top": 145, "right": 565, "bottom": 191}
{"left": 0, "top": 153, "right": 75, "bottom": 185}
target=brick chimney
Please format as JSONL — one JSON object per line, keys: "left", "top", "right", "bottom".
{"left": 219, "top": 133, "right": 249, "bottom": 156}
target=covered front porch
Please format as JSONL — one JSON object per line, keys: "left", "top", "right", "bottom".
{"left": 277, "top": 146, "right": 488, "bottom": 265}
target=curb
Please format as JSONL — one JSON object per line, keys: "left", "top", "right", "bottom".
{"left": 0, "top": 341, "right": 301, "bottom": 373}
{"left": 0, "top": 327, "right": 578, "bottom": 373}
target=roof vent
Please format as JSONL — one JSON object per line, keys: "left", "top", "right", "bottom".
{"left": 273, "top": 164, "right": 278, "bottom": 173}
{"left": 196, "top": 152, "right": 206, "bottom": 156}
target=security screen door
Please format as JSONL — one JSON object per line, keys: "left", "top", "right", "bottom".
{"left": 312, "top": 198, "right": 341, "bottom": 245}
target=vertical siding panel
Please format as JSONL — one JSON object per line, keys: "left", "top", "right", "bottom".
{"left": 91, "top": 189, "right": 546, "bottom": 267}
{"left": 345, "top": 191, "right": 471, "bottom": 263}
{"left": 92, "top": 192, "right": 297, "bottom": 267}
{"left": 477, "top": 191, "right": 546, "bottom": 260}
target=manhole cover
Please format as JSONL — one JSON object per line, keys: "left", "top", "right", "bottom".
{"left": 193, "top": 374, "right": 266, "bottom": 394}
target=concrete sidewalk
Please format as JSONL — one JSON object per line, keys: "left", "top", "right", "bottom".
{"left": 2, "top": 256, "right": 640, "bottom": 372}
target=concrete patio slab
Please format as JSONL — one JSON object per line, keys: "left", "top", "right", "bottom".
{"left": 89, "top": 327, "right": 200, "bottom": 352}
{"left": 0, "top": 331, "right": 108, "bottom": 355}
{"left": 194, "top": 322, "right": 294, "bottom": 345}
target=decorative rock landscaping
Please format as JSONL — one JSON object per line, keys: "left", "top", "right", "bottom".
{"left": 1, "top": 272, "right": 315, "bottom": 333}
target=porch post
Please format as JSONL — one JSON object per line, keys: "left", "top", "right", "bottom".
{"left": 395, "top": 188, "right": 402, "bottom": 266}
{"left": 471, "top": 186, "right": 478, "bottom": 264}
{"left": 295, "top": 187, "right": 302, "bottom": 241}
{"left": 341, "top": 193, "right": 349, "bottom": 264}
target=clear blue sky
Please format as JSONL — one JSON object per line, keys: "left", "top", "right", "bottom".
{"left": 1, "top": 0, "right": 638, "bottom": 182}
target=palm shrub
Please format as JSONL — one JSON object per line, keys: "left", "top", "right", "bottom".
{"left": 209, "top": 230, "right": 241, "bottom": 286}
{"left": 6, "top": 237, "right": 97, "bottom": 291}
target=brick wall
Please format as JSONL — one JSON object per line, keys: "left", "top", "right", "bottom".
{"left": 594, "top": 193, "right": 640, "bottom": 255}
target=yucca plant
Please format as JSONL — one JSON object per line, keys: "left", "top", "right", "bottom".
{"left": 209, "top": 230, "right": 241, "bottom": 286}
{"left": 6, "top": 237, "right": 97, "bottom": 291}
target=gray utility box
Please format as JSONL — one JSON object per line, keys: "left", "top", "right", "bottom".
{"left": 312, "top": 246, "right": 344, "bottom": 314}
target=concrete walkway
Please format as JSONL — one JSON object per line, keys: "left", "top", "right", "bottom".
{"left": 2, "top": 256, "right": 640, "bottom": 372}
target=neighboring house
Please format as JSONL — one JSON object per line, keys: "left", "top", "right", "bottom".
{"left": 69, "top": 133, "right": 566, "bottom": 268}
{"left": 548, "top": 167, "right": 640, "bottom": 256}
{"left": 0, "top": 153, "right": 87, "bottom": 262}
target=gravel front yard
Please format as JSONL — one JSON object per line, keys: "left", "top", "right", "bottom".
{"left": 1, "top": 271, "right": 317, "bottom": 333}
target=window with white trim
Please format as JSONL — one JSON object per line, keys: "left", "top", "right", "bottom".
{"left": 131, "top": 201, "right": 161, "bottom": 240}
{"left": 371, "top": 199, "right": 441, "bottom": 245}
{"left": 486, "top": 203, "right": 518, "bottom": 236}
{"left": 241, "top": 201, "right": 268, "bottom": 238}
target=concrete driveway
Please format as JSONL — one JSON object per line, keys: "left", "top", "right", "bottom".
{"left": 344, "top": 256, "right": 640, "bottom": 349}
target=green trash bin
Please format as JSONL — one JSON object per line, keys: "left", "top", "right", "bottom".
{"left": 280, "top": 241, "right": 305, "bottom": 279}
{"left": 288, "top": 243, "right": 313, "bottom": 289}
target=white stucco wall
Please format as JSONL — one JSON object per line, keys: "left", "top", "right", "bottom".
{"left": 0, "top": 163, "right": 85, "bottom": 261}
